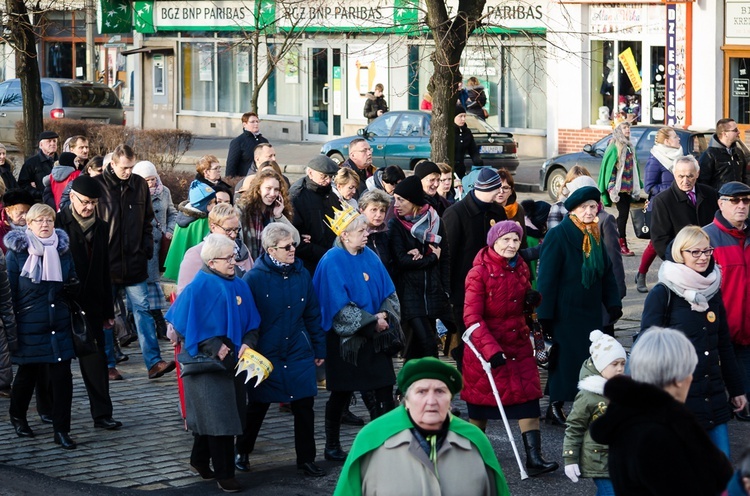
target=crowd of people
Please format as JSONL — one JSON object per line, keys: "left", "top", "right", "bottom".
{"left": 0, "top": 111, "right": 749, "bottom": 495}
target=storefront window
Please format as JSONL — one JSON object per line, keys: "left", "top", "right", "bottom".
{"left": 181, "top": 42, "right": 215, "bottom": 112}
{"left": 729, "top": 57, "right": 750, "bottom": 126}
{"left": 268, "top": 45, "right": 302, "bottom": 116}
{"left": 500, "top": 44, "right": 545, "bottom": 130}
{"left": 217, "top": 43, "right": 252, "bottom": 113}
{"left": 590, "top": 40, "right": 642, "bottom": 125}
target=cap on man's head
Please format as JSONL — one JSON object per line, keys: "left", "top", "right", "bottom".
{"left": 397, "top": 356, "right": 463, "bottom": 396}
{"left": 718, "top": 181, "right": 750, "bottom": 197}
{"left": 58, "top": 152, "right": 77, "bottom": 168}
{"left": 71, "top": 175, "right": 102, "bottom": 199}
{"left": 307, "top": 155, "right": 339, "bottom": 175}
{"left": 38, "top": 131, "right": 59, "bottom": 141}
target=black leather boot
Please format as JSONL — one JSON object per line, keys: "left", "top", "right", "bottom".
{"left": 151, "top": 310, "right": 169, "bottom": 340}
{"left": 522, "top": 430, "right": 559, "bottom": 476}
{"left": 361, "top": 390, "right": 379, "bottom": 421}
{"left": 545, "top": 401, "right": 567, "bottom": 426}
{"left": 324, "top": 403, "right": 348, "bottom": 462}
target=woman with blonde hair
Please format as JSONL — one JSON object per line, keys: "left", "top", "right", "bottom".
{"left": 195, "top": 154, "right": 233, "bottom": 203}
{"left": 333, "top": 167, "right": 360, "bottom": 208}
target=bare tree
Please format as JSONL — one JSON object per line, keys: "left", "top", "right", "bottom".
{"left": 4, "top": 0, "right": 43, "bottom": 158}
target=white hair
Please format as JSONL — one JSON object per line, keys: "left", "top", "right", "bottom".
{"left": 673, "top": 155, "right": 700, "bottom": 174}
{"left": 200, "top": 233, "right": 235, "bottom": 263}
{"left": 631, "top": 327, "right": 698, "bottom": 388}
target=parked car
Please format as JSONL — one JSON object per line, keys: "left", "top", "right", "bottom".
{"left": 321, "top": 110, "right": 519, "bottom": 172}
{"left": 0, "top": 78, "right": 125, "bottom": 143}
{"left": 539, "top": 125, "right": 714, "bottom": 200}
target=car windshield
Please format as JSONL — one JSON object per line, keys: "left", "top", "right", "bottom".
{"left": 61, "top": 86, "right": 122, "bottom": 109}
{"left": 465, "top": 115, "right": 496, "bottom": 133}
{"left": 366, "top": 113, "right": 399, "bottom": 137}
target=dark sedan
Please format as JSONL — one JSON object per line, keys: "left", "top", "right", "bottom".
{"left": 321, "top": 110, "right": 519, "bottom": 172}
{"left": 539, "top": 125, "right": 714, "bottom": 200}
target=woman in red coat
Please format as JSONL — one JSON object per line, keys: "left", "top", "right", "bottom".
{"left": 464, "top": 220, "right": 559, "bottom": 476}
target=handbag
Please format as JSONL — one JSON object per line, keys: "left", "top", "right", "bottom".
{"left": 528, "top": 312, "right": 552, "bottom": 368}
{"left": 630, "top": 205, "right": 651, "bottom": 240}
{"left": 156, "top": 219, "right": 171, "bottom": 271}
{"left": 64, "top": 298, "right": 98, "bottom": 357}
{"left": 177, "top": 349, "right": 229, "bottom": 377}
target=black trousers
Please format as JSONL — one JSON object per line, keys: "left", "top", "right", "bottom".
{"left": 236, "top": 396, "right": 315, "bottom": 464}
{"left": 11, "top": 361, "right": 73, "bottom": 433}
{"left": 36, "top": 327, "right": 113, "bottom": 420}
{"left": 191, "top": 434, "right": 234, "bottom": 480}
{"left": 404, "top": 317, "right": 439, "bottom": 361}
{"left": 614, "top": 194, "right": 632, "bottom": 239}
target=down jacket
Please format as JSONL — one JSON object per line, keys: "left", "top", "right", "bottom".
{"left": 242, "top": 254, "right": 326, "bottom": 404}
{"left": 388, "top": 216, "right": 451, "bottom": 320}
{"left": 95, "top": 165, "right": 154, "bottom": 285}
{"left": 698, "top": 134, "right": 747, "bottom": 190}
{"left": 704, "top": 212, "right": 750, "bottom": 346}
{"left": 462, "top": 247, "right": 541, "bottom": 407}
{"left": 4, "top": 229, "right": 76, "bottom": 364}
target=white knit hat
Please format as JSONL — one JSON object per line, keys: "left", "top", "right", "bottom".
{"left": 589, "top": 330, "right": 627, "bottom": 372}
{"left": 132, "top": 160, "right": 158, "bottom": 179}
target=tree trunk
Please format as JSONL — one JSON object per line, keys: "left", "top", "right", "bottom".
{"left": 7, "top": 0, "right": 43, "bottom": 158}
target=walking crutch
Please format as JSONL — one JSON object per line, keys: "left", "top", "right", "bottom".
{"left": 463, "top": 323, "right": 529, "bottom": 480}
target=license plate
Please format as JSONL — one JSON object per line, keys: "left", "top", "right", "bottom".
{"left": 480, "top": 146, "right": 504, "bottom": 154}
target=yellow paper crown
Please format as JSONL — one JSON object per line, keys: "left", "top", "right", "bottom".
{"left": 325, "top": 201, "right": 360, "bottom": 236}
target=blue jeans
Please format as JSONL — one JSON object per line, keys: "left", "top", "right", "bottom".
{"left": 103, "top": 327, "right": 116, "bottom": 368}
{"left": 114, "top": 282, "right": 162, "bottom": 369}
{"left": 593, "top": 478, "right": 615, "bottom": 496}
{"left": 707, "top": 423, "right": 730, "bottom": 457}
{"left": 735, "top": 344, "right": 750, "bottom": 394}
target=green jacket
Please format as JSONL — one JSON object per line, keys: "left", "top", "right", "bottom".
{"left": 334, "top": 405, "right": 509, "bottom": 496}
{"left": 562, "top": 358, "right": 611, "bottom": 478}
{"left": 163, "top": 217, "right": 210, "bottom": 280}
{"left": 597, "top": 143, "right": 643, "bottom": 207}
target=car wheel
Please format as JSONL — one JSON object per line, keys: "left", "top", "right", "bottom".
{"left": 329, "top": 152, "right": 345, "bottom": 165}
{"left": 546, "top": 167, "right": 567, "bottom": 201}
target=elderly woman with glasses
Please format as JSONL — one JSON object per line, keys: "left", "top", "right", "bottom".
{"left": 235, "top": 223, "right": 327, "bottom": 477}
{"left": 313, "top": 204, "right": 402, "bottom": 463}
{"left": 591, "top": 327, "right": 734, "bottom": 495}
{"left": 640, "top": 225, "right": 747, "bottom": 456}
{"left": 4, "top": 204, "right": 78, "bottom": 449}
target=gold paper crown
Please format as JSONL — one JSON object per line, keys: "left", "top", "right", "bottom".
{"left": 325, "top": 201, "right": 360, "bottom": 236}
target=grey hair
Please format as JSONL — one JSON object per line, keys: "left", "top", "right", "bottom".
{"left": 673, "top": 155, "right": 700, "bottom": 174}
{"left": 261, "top": 222, "right": 300, "bottom": 250}
{"left": 200, "top": 233, "right": 235, "bottom": 263}
{"left": 338, "top": 214, "right": 367, "bottom": 243}
{"left": 630, "top": 327, "right": 698, "bottom": 388}
{"left": 358, "top": 189, "right": 391, "bottom": 211}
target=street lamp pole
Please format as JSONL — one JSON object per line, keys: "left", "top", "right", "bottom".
{"left": 86, "top": 0, "right": 96, "bottom": 81}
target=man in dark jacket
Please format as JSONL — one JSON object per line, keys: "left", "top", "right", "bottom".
{"left": 18, "top": 130, "right": 59, "bottom": 200}
{"left": 289, "top": 155, "right": 341, "bottom": 276}
{"left": 54, "top": 176, "right": 122, "bottom": 429}
{"left": 453, "top": 109, "right": 483, "bottom": 178}
{"left": 443, "top": 168, "right": 506, "bottom": 355}
{"left": 650, "top": 155, "right": 718, "bottom": 259}
{"left": 699, "top": 118, "right": 747, "bottom": 190}
{"left": 225, "top": 112, "right": 269, "bottom": 177}
{"left": 341, "top": 138, "right": 376, "bottom": 198}
{"left": 363, "top": 84, "right": 388, "bottom": 123}
{"left": 95, "top": 144, "right": 175, "bottom": 380}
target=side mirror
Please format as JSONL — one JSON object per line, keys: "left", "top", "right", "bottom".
{"left": 357, "top": 128, "right": 366, "bottom": 137}
{"left": 583, "top": 144, "right": 593, "bottom": 154}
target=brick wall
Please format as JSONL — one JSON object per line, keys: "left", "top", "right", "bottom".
{"left": 557, "top": 128, "right": 612, "bottom": 154}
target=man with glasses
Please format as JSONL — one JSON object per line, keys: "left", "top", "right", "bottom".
{"left": 226, "top": 112, "right": 270, "bottom": 178}
{"left": 704, "top": 181, "right": 750, "bottom": 422}
{"left": 699, "top": 118, "right": 748, "bottom": 191}
{"left": 342, "top": 138, "right": 375, "bottom": 198}
{"left": 650, "top": 155, "right": 719, "bottom": 259}
{"left": 52, "top": 175, "right": 122, "bottom": 430}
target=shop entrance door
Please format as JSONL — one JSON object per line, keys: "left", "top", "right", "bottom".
{"left": 306, "top": 46, "right": 342, "bottom": 140}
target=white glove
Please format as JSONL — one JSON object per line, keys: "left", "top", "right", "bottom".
{"left": 609, "top": 190, "right": 620, "bottom": 203}
{"left": 564, "top": 463, "right": 581, "bottom": 483}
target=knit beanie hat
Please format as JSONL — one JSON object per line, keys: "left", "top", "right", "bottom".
{"left": 486, "top": 220, "right": 523, "bottom": 247}
{"left": 58, "top": 152, "right": 77, "bottom": 168}
{"left": 413, "top": 161, "right": 441, "bottom": 180}
{"left": 132, "top": 160, "right": 158, "bottom": 179}
{"left": 188, "top": 180, "right": 216, "bottom": 212}
{"left": 71, "top": 175, "right": 102, "bottom": 199}
{"left": 393, "top": 175, "right": 426, "bottom": 206}
{"left": 589, "top": 330, "right": 627, "bottom": 373}
{"left": 474, "top": 168, "right": 502, "bottom": 192}
{"left": 397, "top": 356, "right": 463, "bottom": 395}
{"left": 521, "top": 199, "right": 551, "bottom": 231}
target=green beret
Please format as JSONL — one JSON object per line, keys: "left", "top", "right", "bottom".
{"left": 397, "top": 357, "right": 463, "bottom": 395}
{"left": 564, "top": 185, "right": 600, "bottom": 211}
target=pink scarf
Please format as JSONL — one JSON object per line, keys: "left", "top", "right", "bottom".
{"left": 21, "top": 230, "right": 62, "bottom": 283}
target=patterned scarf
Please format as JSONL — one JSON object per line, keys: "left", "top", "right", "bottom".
{"left": 397, "top": 204, "right": 441, "bottom": 245}
{"left": 569, "top": 214, "right": 603, "bottom": 289}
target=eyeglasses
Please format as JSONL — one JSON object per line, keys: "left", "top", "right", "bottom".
{"left": 272, "top": 242, "right": 298, "bottom": 251}
{"left": 215, "top": 224, "right": 241, "bottom": 235}
{"left": 72, "top": 192, "right": 98, "bottom": 207}
{"left": 354, "top": 148, "right": 372, "bottom": 154}
{"left": 682, "top": 248, "right": 714, "bottom": 259}
{"left": 208, "top": 166, "right": 222, "bottom": 172}
{"left": 721, "top": 197, "right": 750, "bottom": 205}
{"left": 30, "top": 218, "right": 54, "bottom": 225}
{"left": 726, "top": 128, "right": 740, "bottom": 133}
{"left": 211, "top": 255, "right": 236, "bottom": 264}
{"left": 500, "top": 186, "right": 512, "bottom": 192}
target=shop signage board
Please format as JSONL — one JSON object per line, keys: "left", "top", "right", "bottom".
{"left": 726, "top": 0, "right": 750, "bottom": 38}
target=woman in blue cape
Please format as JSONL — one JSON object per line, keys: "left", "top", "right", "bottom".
{"left": 312, "top": 204, "right": 403, "bottom": 464}
{"left": 166, "top": 234, "right": 260, "bottom": 493}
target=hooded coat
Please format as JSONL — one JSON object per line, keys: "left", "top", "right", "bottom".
{"left": 4, "top": 229, "right": 76, "bottom": 364}
{"left": 590, "top": 375, "right": 733, "bottom": 496}
{"left": 363, "top": 92, "right": 389, "bottom": 122}
{"left": 462, "top": 247, "right": 542, "bottom": 407}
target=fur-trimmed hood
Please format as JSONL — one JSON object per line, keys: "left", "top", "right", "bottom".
{"left": 176, "top": 200, "right": 208, "bottom": 228}
{"left": 576, "top": 357, "right": 607, "bottom": 395}
{"left": 4, "top": 228, "right": 70, "bottom": 254}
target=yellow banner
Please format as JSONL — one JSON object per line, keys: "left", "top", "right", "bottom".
{"left": 618, "top": 47, "right": 642, "bottom": 92}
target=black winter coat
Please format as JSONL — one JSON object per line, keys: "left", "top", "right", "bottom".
{"left": 590, "top": 375, "right": 733, "bottom": 496}
{"left": 225, "top": 130, "right": 269, "bottom": 177}
{"left": 650, "top": 182, "right": 718, "bottom": 259}
{"left": 366, "top": 229, "right": 393, "bottom": 279}
{"left": 289, "top": 177, "right": 339, "bottom": 276}
{"left": 4, "top": 229, "right": 77, "bottom": 365}
{"left": 698, "top": 134, "right": 747, "bottom": 190}
{"left": 443, "top": 192, "right": 507, "bottom": 309}
{"left": 641, "top": 282, "right": 744, "bottom": 430}
{"left": 56, "top": 207, "right": 115, "bottom": 328}
{"left": 0, "top": 249, "right": 17, "bottom": 388}
{"left": 388, "top": 217, "right": 451, "bottom": 320}
{"left": 95, "top": 165, "right": 155, "bottom": 285}
{"left": 0, "top": 164, "right": 18, "bottom": 191}
{"left": 363, "top": 93, "right": 389, "bottom": 122}
{"left": 18, "top": 151, "right": 56, "bottom": 199}
{"left": 453, "top": 124, "right": 483, "bottom": 177}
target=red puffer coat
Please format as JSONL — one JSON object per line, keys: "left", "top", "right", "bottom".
{"left": 462, "top": 246, "right": 542, "bottom": 407}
